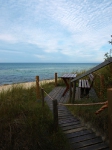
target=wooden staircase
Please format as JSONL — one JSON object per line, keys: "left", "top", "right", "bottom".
{"left": 45, "top": 87, "right": 109, "bottom": 150}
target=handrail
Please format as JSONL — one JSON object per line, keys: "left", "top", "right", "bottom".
{"left": 71, "top": 57, "right": 112, "bottom": 82}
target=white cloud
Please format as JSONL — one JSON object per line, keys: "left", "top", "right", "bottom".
{"left": 0, "top": 49, "right": 23, "bottom": 54}
{"left": 0, "top": 34, "right": 17, "bottom": 42}
{"left": 34, "top": 54, "right": 45, "bottom": 59}
{"left": 0, "top": 0, "right": 112, "bottom": 62}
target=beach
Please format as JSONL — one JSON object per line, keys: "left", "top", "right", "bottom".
{"left": 0, "top": 79, "right": 54, "bottom": 93}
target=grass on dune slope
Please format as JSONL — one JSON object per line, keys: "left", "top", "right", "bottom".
{"left": 0, "top": 82, "right": 71, "bottom": 150}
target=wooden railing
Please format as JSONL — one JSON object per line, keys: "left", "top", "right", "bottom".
{"left": 71, "top": 57, "right": 112, "bottom": 83}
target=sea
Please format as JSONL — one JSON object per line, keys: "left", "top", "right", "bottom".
{"left": 0, "top": 63, "right": 99, "bottom": 85}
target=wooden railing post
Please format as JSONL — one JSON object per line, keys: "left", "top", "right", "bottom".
{"left": 41, "top": 88, "right": 44, "bottom": 107}
{"left": 53, "top": 99, "right": 58, "bottom": 131}
{"left": 69, "top": 81, "right": 72, "bottom": 103}
{"left": 55, "top": 73, "right": 57, "bottom": 87}
{"left": 36, "top": 76, "right": 40, "bottom": 100}
{"left": 107, "top": 88, "right": 112, "bottom": 150}
{"left": 72, "top": 81, "right": 76, "bottom": 103}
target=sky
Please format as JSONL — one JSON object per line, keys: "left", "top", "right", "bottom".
{"left": 0, "top": 0, "right": 112, "bottom": 63}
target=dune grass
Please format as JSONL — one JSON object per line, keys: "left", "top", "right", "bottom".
{"left": 0, "top": 83, "right": 70, "bottom": 150}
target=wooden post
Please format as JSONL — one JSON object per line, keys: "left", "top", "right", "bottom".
{"left": 53, "top": 99, "right": 58, "bottom": 131}
{"left": 69, "top": 81, "right": 72, "bottom": 103}
{"left": 41, "top": 88, "right": 44, "bottom": 107}
{"left": 55, "top": 73, "right": 57, "bottom": 87}
{"left": 107, "top": 88, "right": 112, "bottom": 150}
{"left": 36, "top": 76, "right": 40, "bottom": 100}
{"left": 72, "top": 82, "right": 76, "bottom": 103}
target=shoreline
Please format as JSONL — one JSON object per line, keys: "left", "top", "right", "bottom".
{"left": 0, "top": 79, "right": 54, "bottom": 92}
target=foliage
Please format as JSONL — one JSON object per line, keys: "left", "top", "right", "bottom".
{"left": 104, "top": 35, "right": 112, "bottom": 61}
{"left": 0, "top": 83, "right": 70, "bottom": 150}
{"left": 104, "top": 52, "right": 111, "bottom": 61}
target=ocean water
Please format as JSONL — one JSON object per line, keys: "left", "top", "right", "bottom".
{"left": 0, "top": 63, "right": 99, "bottom": 85}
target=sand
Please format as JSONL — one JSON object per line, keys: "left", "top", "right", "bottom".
{"left": 0, "top": 79, "right": 54, "bottom": 93}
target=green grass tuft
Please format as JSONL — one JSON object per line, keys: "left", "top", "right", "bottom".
{"left": 0, "top": 84, "right": 70, "bottom": 150}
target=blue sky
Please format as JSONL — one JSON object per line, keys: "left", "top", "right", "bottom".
{"left": 0, "top": 0, "right": 112, "bottom": 63}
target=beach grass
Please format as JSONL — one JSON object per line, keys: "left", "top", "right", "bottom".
{"left": 0, "top": 82, "right": 70, "bottom": 150}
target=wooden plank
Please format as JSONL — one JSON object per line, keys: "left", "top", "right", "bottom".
{"left": 58, "top": 116, "right": 75, "bottom": 120}
{"left": 58, "top": 112, "right": 71, "bottom": 117}
{"left": 79, "top": 80, "right": 82, "bottom": 87}
{"left": 58, "top": 109, "right": 69, "bottom": 112}
{"left": 58, "top": 116, "right": 76, "bottom": 120}
{"left": 56, "top": 87, "right": 65, "bottom": 101}
{"left": 82, "top": 80, "right": 85, "bottom": 88}
{"left": 45, "top": 87, "right": 69, "bottom": 104}
{"left": 59, "top": 118, "right": 79, "bottom": 124}
{"left": 71, "top": 57, "right": 112, "bottom": 82}
{"left": 53, "top": 87, "right": 63, "bottom": 100}
{"left": 62, "top": 124, "right": 84, "bottom": 131}
{"left": 77, "top": 142, "right": 109, "bottom": 150}
{"left": 59, "top": 121, "right": 81, "bottom": 127}
{"left": 60, "top": 122, "right": 80, "bottom": 128}
{"left": 84, "top": 79, "right": 87, "bottom": 88}
{"left": 64, "top": 127, "right": 87, "bottom": 134}
{"left": 66, "top": 129, "right": 92, "bottom": 138}
{"left": 59, "top": 118, "right": 79, "bottom": 123}
{"left": 86, "top": 80, "right": 90, "bottom": 88}
{"left": 69, "top": 133, "right": 97, "bottom": 143}
{"left": 58, "top": 114, "right": 72, "bottom": 118}
{"left": 71, "top": 137, "right": 103, "bottom": 149}
{"left": 58, "top": 108, "right": 70, "bottom": 112}
{"left": 45, "top": 87, "right": 58, "bottom": 101}
{"left": 58, "top": 111, "right": 71, "bottom": 115}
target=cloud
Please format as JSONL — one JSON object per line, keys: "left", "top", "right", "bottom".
{"left": 0, "top": 34, "right": 17, "bottom": 42}
{"left": 0, "top": 49, "right": 19, "bottom": 53}
{"left": 34, "top": 54, "right": 45, "bottom": 59}
{"left": 0, "top": 0, "right": 112, "bottom": 62}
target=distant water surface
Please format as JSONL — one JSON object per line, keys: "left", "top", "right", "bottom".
{"left": 0, "top": 63, "right": 99, "bottom": 85}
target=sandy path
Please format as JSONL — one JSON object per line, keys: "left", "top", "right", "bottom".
{"left": 0, "top": 79, "right": 54, "bottom": 93}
